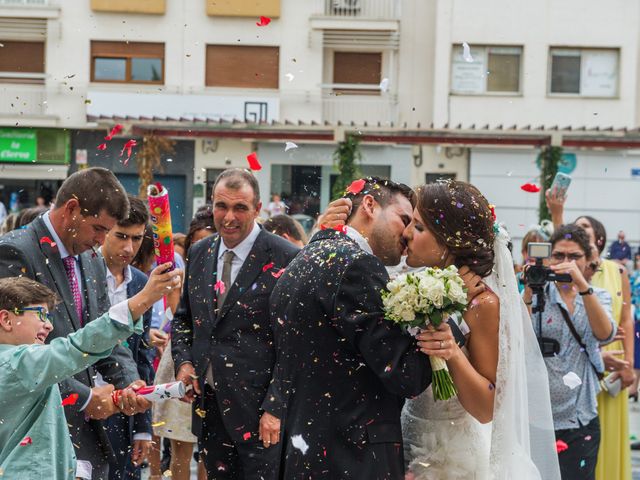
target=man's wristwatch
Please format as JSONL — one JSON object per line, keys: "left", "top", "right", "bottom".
{"left": 579, "top": 287, "right": 594, "bottom": 296}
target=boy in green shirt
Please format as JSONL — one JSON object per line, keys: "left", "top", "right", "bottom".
{"left": 0, "top": 262, "right": 181, "bottom": 479}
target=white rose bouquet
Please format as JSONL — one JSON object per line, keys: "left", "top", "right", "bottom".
{"left": 381, "top": 265, "right": 468, "bottom": 400}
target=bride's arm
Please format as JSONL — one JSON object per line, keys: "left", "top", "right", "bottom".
{"left": 417, "top": 291, "right": 500, "bottom": 424}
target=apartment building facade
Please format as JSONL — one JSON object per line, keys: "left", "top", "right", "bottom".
{"left": 0, "top": 0, "right": 639, "bottom": 247}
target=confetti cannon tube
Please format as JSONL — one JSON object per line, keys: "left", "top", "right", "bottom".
{"left": 147, "top": 183, "right": 175, "bottom": 270}
{"left": 112, "top": 381, "right": 186, "bottom": 405}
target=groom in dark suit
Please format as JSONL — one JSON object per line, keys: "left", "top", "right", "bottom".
{"left": 172, "top": 168, "right": 299, "bottom": 479}
{"left": 0, "top": 168, "right": 149, "bottom": 480}
{"left": 265, "top": 178, "right": 432, "bottom": 479}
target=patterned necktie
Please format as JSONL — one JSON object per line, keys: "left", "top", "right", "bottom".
{"left": 62, "top": 256, "right": 83, "bottom": 325}
{"left": 218, "top": 250, "right": 235, "bottom": 308}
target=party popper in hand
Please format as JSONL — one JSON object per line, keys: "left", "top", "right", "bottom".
{"left": 147, "top": 183, "right": 175, "bottom": 270}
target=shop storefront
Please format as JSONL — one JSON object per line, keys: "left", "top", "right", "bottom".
{"left": 0, "top": 128, "right": 70, "bottom": 213}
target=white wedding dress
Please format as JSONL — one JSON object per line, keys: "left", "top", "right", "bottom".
{"left": 402, "top": 342, "right": 492, "bottom": 479}
{"left": 396, "top": 225, "right": 561, "bottom": 480}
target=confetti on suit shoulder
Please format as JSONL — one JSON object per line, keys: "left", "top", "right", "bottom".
{"left": 346, "top": 179, "right": 366, "bottom": 195}
{"left": 19, "top": 436, "right": 32, "bottom": 446}
{"left": 61, "top": 393, "right": 79, "bottom": 406}
{"left": 291, "top": 434, "right": 309, "bottom": 455}
{"left": 214, "top": 280, "right": 226, "bottom": 295}
{"left": 271, "top": 268, "right": 285, "bottom": 279}
{"left": 195, "top": 407, "right": 206, "bottom": 418}
{"left": 242, "top": 432, "right": 251, "bottom": 441}
{"left": 97, "top": 143, "right": 107, "bottom": 151}
{"left": 555, "top": 440, "right": 568, "bottom": 453}
{"left": 39, "top": 236, "right": 56, "bottom": 248}
{"left": 520, "top": 183, "right": 540, "bottom": 193}
{"left": 256, "top": 16, "right": 271, "bottom": 26}
{"left": 104, "top": 124, "right": 123, "bottom": 141}
{"left": 246, "top": 152, "right": 262, "bottom": 171}
{"left": 262, "top": 262, "right": 274, "bottom": 272}
{"left": 285, "top": 142, "right": 298, "bottom": 152}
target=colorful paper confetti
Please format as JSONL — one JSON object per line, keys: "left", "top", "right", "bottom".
{"left": 520, "top": 183, "right": 541, "bottom": 193}
{"left": 285, "top": 142, "right": 298, "bottom": 152}
{"left": 214, "top": 280, "right": 226, "bottom": 295}
{"left": 346, "top": 179, "right": 366, "bottom": 195}
{"left": 246, "top": 152, "right": 262, "bottom": 171}
{"left": 61, "top": 393, "right": 79, "bottom": 406}
{"left": 562, "top": 371, "right": 582, "bottom": 390}
{"left": 291, "top": 434, "right": 309, "bottom": 455}
{"left": 256, "top": 16, "right": 271, "bottom": 27}
{"left": 271, "top": 268, "right": 285, "bottom": 279}
{"left": 97, "top": 143, "right": 107, "bottom": 151}
{"left": 19, "top": 436, "right": 32, "bottom": 446}
{"left": 555, "top": 440, "right": 568, "bottom": 453}
{"left": 104, "top": 124, "right": 123, "bottom": 141}
{"left": 262, "top": 262, "right": 274, "bottom": 272}
{"left": 120, "top": 139, "right": 137, "bottom": 166}
{"left": 39, "top": 236, "right": 56, "bottom": 248}
{"left": 243, "top": 432, "right": 251, "bottom": 441}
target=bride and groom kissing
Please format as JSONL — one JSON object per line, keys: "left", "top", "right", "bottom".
{"left": 265, "top": 177, "right": 561, "bottom": 479}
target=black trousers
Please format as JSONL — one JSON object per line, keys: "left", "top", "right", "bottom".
{"left": 197, "top": 385, "right": 280, "bottom": 480}
{"left": 105, "top": 414, "right": 142, "bottom": 480}
{"left": 555, "top": 416, "right": 600, "bottom": 480}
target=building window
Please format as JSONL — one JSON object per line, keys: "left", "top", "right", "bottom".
{"left": 91, "top": 41, "right": 164, "bottom": 84}
{"left": 549, "top": 48, "right": 618, "bottom": 97}
{"left": 333, "top": 51, "right": 382, "bottom": 94}
{"left": 451, "top": 45, "right": 522, "bottom": 95}
{"left": 0, "top": 41, "right": 45, "bottom": 84}
{"left": 206, "top": 45, "right": 279, "bottom": 89}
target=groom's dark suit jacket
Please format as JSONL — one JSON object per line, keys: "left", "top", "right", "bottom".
{"left": 265, "top": 229, "right": 432, "bottom": 480}
{"left": 0, "top": 216, "right": 140, "bottom": 470}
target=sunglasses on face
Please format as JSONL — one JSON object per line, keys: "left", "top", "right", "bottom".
{"left": 13, "top": 306, "right": 53, "bottom": 323}
{"left": 550, "top": 252, "right": 585, "bottom": 262}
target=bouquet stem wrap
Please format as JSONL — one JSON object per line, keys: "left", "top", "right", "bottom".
{"left": 147, "top": 183, "right": 175, "bottom": 270}
{"left": 112, "top": 381, "right": 185, "bottom": 405}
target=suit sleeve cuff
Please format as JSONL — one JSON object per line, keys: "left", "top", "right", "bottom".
{"left": 133, "top": 433, "right": 152, "bottom": 441}
{"left": 78, "top": 389, "right": 93, "bottom": 412}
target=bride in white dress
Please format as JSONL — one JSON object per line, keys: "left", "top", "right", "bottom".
{"left": 399, "top": 181, "right": 560, "bottom": 480}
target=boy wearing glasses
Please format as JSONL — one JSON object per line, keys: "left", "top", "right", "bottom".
{"left": 0, "top": 264, "right": 180, "bottom": 479}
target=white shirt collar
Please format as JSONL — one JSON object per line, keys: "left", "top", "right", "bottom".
{"left": 42, "top": 210, "right": 74, "bottom": 259}
{"left": 345, "top": 226, "right": 373, "bottom": 255}
{"left": 218, "top": 222, "right": 261, "bottom": 263}
{"left": 102, "top": 252, "right": 133, "bottom": 288}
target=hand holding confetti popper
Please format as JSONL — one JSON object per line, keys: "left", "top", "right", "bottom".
{"left": 112, "top": 381, "right": 186, "bottom": 405}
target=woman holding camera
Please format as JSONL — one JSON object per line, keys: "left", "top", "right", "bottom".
{"left": 523, "top": 224, "right": 616, "bottom": 480}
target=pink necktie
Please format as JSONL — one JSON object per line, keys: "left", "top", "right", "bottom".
{"left": 62, "top": 256, "right": 83, "bottom": 325}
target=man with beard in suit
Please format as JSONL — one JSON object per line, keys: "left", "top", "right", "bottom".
{"left": 265, "top": 177, "right": 453, "bottom": 479}
{"left": 172, "top": 168, "right": 299, "bottom": 479}
{"left": 0, "top": 167, "right": 151, "bottom": 480}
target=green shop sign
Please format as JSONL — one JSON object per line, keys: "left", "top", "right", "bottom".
{"left": 0, "top": 128, "right": 70, "bottom": 164}
{"left": 0, "top": 129, "right": 37, "bottom": 162}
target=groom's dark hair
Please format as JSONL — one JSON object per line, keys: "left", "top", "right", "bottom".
{"left": 345, "top": 177, "right": 416, "bottom": 222}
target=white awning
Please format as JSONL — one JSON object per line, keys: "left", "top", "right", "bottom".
{"left": 0, "top": 162, "right": 68, "bottom": 179}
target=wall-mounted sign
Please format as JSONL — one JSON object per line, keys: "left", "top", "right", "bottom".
{"left": 0, "top": 129, "right": 37, "bottom": 163}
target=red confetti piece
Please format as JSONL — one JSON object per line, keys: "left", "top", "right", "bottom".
{"left": 271, "top": 268, "right": 285, "bottom": 279}
{"left": 19, "top": 436, "right": 32, "bottom": 446}
{"left": 120, "top": 139, "right": 137, "bottom": 166}
{"left": 97, "top": 143, "right": 107, "bottom": 151}
{"left": 320, "top": 224, "right": 347, "bottom": 234}
{"left": 520, "top": 183, "right": 541, "bottom": 193}
{"left": 61, "top": 393, "right": 79, "bottom": 406}
{"left": 104, "top": 124, "right": 123, "bottom": 141}
{"left": 346, "top": 179, "right": 366, "bottom": 195}
{"left": 214, "top": 280, "right": 226, "bottom": 295}
{"left": 262, "top": 262, "right": 274, "bottom": 272}
{"left": 243, "top": 432, "right": 251, "bottom": 441}
{"left": 555, "top": 440, "right": 568, "bottom": 453}
{"left": 256, "top": 16, "right": 271, "bottom": 26}
{"left": 39, "top": 236, "right": 56, "bottom": 248}
{"left": 246, "top": 152, "right": 262, "bottom": 171}
{"left": 489, "top": 204, "right": 497, "bottom": 221}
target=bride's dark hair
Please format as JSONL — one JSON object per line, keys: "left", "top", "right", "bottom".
{"left": 416, "top": 180, "right": 496, "bottom": 277}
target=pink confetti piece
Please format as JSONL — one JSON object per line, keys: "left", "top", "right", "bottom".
{"left": 243, "top": 432, "right": 251, "bottom": 441}
{"left": 262, "top": 262, "right": 274, "bottom": 272}
{"left": 97, "top": 143, "right": 107, "bottom": 151}
{"left": 19, "top": 436, "right": 32, "bottom": 446}
{"left": 346, "top": 179, "right": 366, "bottom": 195}
{"left": 271, "top": 268, "right": 285, "bottom": 279}
{"left": 214, "top": 280, "right": 226, "bottom": 295}
{"left": 256, "top": 16, "right": 271, "bottom": 26}
{"left": 555, "top": 440, "right": 568, "bottom": 453}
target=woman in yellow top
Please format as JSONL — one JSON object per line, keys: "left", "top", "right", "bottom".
{"left": 548, "top": 191, "right": 635, "bottom": 480}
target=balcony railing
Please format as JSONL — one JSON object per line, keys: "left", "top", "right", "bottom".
{"left": 0, "top": 84, "right": 46, "bottom": 116}
{"left": 322, "top": 85, "right": 398, "bottom": 125}
{"left": 0, "top": 0, "right": 49, "bottom": 5}
{"left": 314, "top": 0, "right": 399, "bottom": 20}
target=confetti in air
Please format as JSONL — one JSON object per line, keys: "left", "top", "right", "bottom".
{"left": 285, "top": 142, "right": 298, "bottom": 152}
{"left": 562, "top": 371, "right": 582, "bottom": 390}
{"left": 256, "top": 16, "right": 271, "bottom": 26}
{"left": 120, "top": 139, "right": 137, "bottom": 166}
{"left": 285, "top": 73, "right": 295, "bottom": 82}
{"left": 97, "top": 143, "right": 107, "bottom": 151}
{"left": 462, "top": 42, "right": 474, "bottom": 63}
{"left": 520, "top": 183, "right": 541, "bottom": 193}
{"left": 104, "top": 124, "right": 123, "bottom": 141}
{"left": 246, "top": 152, "right": 262, "bottom": 171}
{"left": 290, "top": 434, "right": 309, "bottom": 455}
{"left": 379, "top": 78, "right": 389, "bottom": 92}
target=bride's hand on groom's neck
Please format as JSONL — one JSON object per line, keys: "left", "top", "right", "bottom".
{"left": 317, "top": 197, "right": 352, "bottom": 229}
{"left": 458, "top": 265, "right": 485, "bottom": 302}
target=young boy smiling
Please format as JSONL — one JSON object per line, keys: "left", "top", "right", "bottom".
{"left": 0, "top": 265, "right": 181, "bottom": 479}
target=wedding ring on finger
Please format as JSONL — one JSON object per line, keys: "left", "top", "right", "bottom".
{"left": 439, "top": 340, "right": 444, "bottom": 349}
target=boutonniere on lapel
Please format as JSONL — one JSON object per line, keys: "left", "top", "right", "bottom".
{"left": 261, "top": 262, "right": 285, "bottom": 279}
{"left": 39, "top": 236, "right": 58, "bottom": 252}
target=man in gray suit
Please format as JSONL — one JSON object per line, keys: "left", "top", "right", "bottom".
{"left": 0, "top": 168, "right": 150, "bottom": 480}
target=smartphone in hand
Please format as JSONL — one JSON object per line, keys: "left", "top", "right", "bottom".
{"left": 550, "top": 172, "right": 572, "bottom": 199}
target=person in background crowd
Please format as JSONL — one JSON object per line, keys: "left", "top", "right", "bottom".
{"left": 0, "top": 199, "right": 7, "bottom": 225}
{"left": 100, "top": 195, "right": 168, "bottom": 480}
{"left": 0, "top": 213, "right": 16, "bottom": 235}
{"left": 608, "top": 230, "right": 632, "bottom": 266}
{"left": 15, "top": 206, "right": 48, "bottom": 230}
{"left": 547, "top": 191, "right": 634, "bottom": 480}
{"left": 263, "top": 193, "right": 287, "bottom": 218}
{"left": 262, "top": 213, "right": 308, "bottom": 247}
{"left": 151, "top": 208, "right": 215, "bottom": 480}
{"left": 630, "top": 253, "right": 640, "bottom": 404}
{"left": 36, "top": 195, "right": 49, "bottom": 208}
{"left": 524, "top": 224, "right": 616, "bottom": 480}
{"left": 173, "top": 233, "right": 187, "bottom": 260}
{"left": 0, "top": 168, "right": 149, "bottom": 480}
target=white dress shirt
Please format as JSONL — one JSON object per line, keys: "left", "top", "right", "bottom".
{"left": 345, "top": 225, "right": 373, "bottom": 255}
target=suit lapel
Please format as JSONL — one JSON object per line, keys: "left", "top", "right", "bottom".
{"left": 207, "top": 236, "right": 221, "bottom": 324}
{"left": 216, "top": 230, "right": 270, "bottom": 323}
{"left": 79, "top": 252, "right": 100, "bottom": 320}
{"left": 31, "top": 217, "right": 82, "bottom": 331}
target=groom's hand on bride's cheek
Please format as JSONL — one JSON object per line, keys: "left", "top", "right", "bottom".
{"left": 317, "top": 198, "right": 352, "bottom": 228}
{"left": 458, "top": 265, "right": 485, "bottom": 301}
